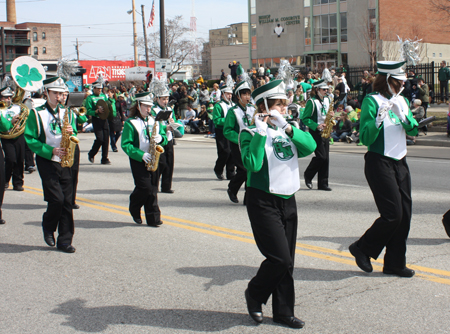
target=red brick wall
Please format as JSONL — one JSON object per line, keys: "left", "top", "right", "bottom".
{"left": 15, "top": 22, "right": 61, "bottom": 60}
{"left": 379, "top": 0, "right": 449, "bottom": 44}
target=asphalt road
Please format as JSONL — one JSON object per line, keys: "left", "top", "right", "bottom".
{"left": 1, "top": 133, "right": 449, "bottom": 334}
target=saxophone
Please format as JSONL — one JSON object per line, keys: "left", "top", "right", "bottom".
{"left": 59, "top": 106, "right": 80, "bottom": 168}
{"left": 146, "top": 116, "right": 165, "bottom": 172}
{"left": 321, "top": 95, "right": 336, "bottom": 139}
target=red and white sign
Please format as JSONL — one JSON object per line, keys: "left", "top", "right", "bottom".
{"left": 78, "top": 60, "right": 160, "bottom": 84}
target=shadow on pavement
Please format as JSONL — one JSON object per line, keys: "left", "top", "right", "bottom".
{"left": 24, "top": 220, "right": 134, "bottom": 229}
{"left": 2, "top": 203, "right": 47, "bottom": 210}
{"left": 0, "top": 243, "right": 49, "bottom": 253}
{"left": 177, "top": 265, "right": 367, "bottom": 291}
{"left": 51, "top": 298, "right": 251, "bottom": 332}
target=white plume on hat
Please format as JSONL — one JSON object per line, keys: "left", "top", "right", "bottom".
{"left": 276, "top": 59, "right": 298, "bottom": 88}
{"left": 221, "top": 75, "right": 234, "bottom": 93}
{"left": 149, "top": 77, "right": 170, "bottom": 97}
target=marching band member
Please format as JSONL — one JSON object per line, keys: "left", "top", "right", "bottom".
{"left": 85, "top": 81, "right": 113, "bottom": 165}
{"left": 239, "top": 80, "right": 316, "bottom": 328}
{"left": 212, "top": 82, "right": 235, "bottom": 181}
{"left": 0, "top": 87, "right": 25, "bottom": 191}
{"left": 349, "top": 61, "right": 418, "bottom": 277}
{"left": 301, "top": 79, "right": 334, "bottom": 191}
{"left": 24, "top": 77, "right": 77, "bottom": 253}
{"left": 0, "top": 97, "right": 13, "bottom": 225}
{"left": 150, "top": 79, "right": 184, "bottom": 193}
{"left": 223, "top": 77, "right": 254, "bottom": 204}
{"left": 121, "top": 92, "right": 167, "bottom": 227}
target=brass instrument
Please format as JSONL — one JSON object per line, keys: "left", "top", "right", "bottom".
{"left": 146, "top": 116, "right": 164, "bottom": 172}
{"left": 72, "top": 106, "right": 87, "bottom": 117}
{"left": 59, "top": 106, "right": 79, "bottom": 168}
{"left": 0, "top": 92, "right": 29, "bottom": 139}
{"left": 321, "top": 95, "right": 336, "bottom": 139}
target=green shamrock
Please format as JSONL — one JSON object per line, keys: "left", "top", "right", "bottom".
{"left": 15, "top": 64, "right": 43, "bottom": 89}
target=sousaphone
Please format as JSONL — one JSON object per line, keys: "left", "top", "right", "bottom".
{"left": 0, "top": 56, "right": 46, "bottom": 139}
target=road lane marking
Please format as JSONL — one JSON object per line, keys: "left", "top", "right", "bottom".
{"left": 23, "top": 186, "right": 450, "bottom": 285}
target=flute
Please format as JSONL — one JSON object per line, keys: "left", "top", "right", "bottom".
{"left": 378, "top": 87, "right": 404, "bottom": 117}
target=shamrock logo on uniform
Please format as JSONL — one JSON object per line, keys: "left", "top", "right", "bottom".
{"left": 272, "top": 136, "right": 294, "bottom": 161}
{"left": 388, "top": 110, "right": 401, "bottom": 126}
{"left": 49, "top": 120, "right": 62, "bottom": 136}
{"left": 15, "top": 64, "right": 43, "bottom": 89}
{"left": 5, "top": 110, "right": 15, "bottom": 122}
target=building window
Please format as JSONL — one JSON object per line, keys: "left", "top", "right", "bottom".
{"left": 305, "top": 17, "right": 311, "bottom": 45}
{"left": 304, "top": 0, "right": 311, "bottom": 6}
{"left": 314, "top": 0, "right": 337, "bottom": 4}
{"left": 42, "top": 32, "right": 46, "bottom": 39}
{"left": 33, "top": 32, "right": 37, "bottom": 41}
{"left": 433, "top": 53, "right": 436, "bottom": 57}
{"left": 341, "top": 12, "right": 347, "bottom": 42}
{"left": 440, "top": 53, "right": 443, "bottom": 57}
{"left": 43, "top": 47, "right": 47, "bottom": 54}
{"left": 33, "top": 47, "right": 38, "bottom": 55}
{"left": 251, "top": 0, "right": 256, "bottom": 15}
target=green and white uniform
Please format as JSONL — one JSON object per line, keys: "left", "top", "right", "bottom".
{"left": 212, "top": 99, "right": 234, "bottom": 129}
{"left": 223, "top": 103, "right": 255, "bottom": 144}
{"left": 24, "top": 103, "right": 77, "bottom": 162}
{"left": 1, "top": 104, "right": 21, "bottom": 123}
{"left": 121, "top": 116, "right": 168, "bottom": 162}
{"left": 85, "top": 93, "right": 108, "bottom": 118}
{"left": 240, "top": 125, "right": 316, "bottom": 197}
{"left": 301, "top": 95, "right": 331, "bottom": 131}
{"left": 151, "top": 103, "right": 184, "bottom": 141}
{"left": 360, "top": 93, "right": 418, "bottom": 160}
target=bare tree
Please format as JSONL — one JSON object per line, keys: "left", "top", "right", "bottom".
{"left": 356, "top": 14, "right": 377, "bottom": 68}
{"left": 136, "top": 15, "right": 203, "bottom": 77}
{"left": 430, "top": 0, "right": 450, "bottom": 27}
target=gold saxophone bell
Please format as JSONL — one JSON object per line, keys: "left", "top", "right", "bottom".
{"left": 73, "top": 107, "right": 87, "bottom": 117}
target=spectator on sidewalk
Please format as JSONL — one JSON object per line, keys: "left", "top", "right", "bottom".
{"left": 438, "top": 61, "right": 450, "bottom": 104}
{"left": 331, "top": 113, "right": 352, "bottom": 142}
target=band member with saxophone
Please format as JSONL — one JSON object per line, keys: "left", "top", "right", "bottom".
{"left": 301, "top": 79, "right": 334, "bottom": 191}
{"left": 24, "top": 77, "right": 77, "bottom": 253}
{"left": 0, "top": 86, "right": 25, "bottom": 191}
{"left": 150, "top": 79, "right": 184, "bottom": 194}
{"left": 239, "top": 80, "right": 316, "bottom": 328}
{"left": 223, "top": 76, "right": 254, "bottom": 204}
{"left": 85, "top": 81, "right": 114, "bottom": 165}
{"left": 213, "top": 81, "right": 235, "bottom": 181}
{"left": 349, "top": 61, "right": 418, "bottom": 278}
{"left": 121, "top": 91, "right": 168, "bottom": 227}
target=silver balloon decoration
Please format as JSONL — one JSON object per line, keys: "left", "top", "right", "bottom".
{"left": 276, "top": 59, "right": 298, "bottom": 88}
{"left": 398, "top": 36, "right": 421, "bottom": 66}
{"left": 56, "top": 58, "right": 79, "bottom": 81}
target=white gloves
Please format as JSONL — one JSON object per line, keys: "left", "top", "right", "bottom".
{"left": 154, "top": 134, "right": 162, "bottom": 144}
{"left": 269, "top": 110, "right": 288, "bottom": 129}
{"left": 254, "top": 115, "right": 268, "bottom": 135}
{"left": 390, "top": 103, "right": 407, "bottom": 123}
{"left": 142, "top": 153, "right": 152, "bottom": 163}
{"left": 376, "top": 103, "right": 389, "bottom": 128}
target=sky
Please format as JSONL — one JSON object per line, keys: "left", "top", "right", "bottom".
{"left": 1, "top": 0, "right": 249, "bottom": 61}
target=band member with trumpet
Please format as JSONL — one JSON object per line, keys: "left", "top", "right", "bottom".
{"left": 0, "top": 100, "right": 13, "bottom": 225}
{"left": 213, "top": 80, "right": 235, "bottom": 181}
{"left": 301, "top": 79, "right": 334, "bottom": 191}
{"left": 24, "top": 77, "right": 77, "bottom": 253}
{"left": 349, "top": 61, "right": 418, "bottom": 278}
{"left": 0, "top": 86, "right": 25, "bottom": 191}
{"left": 121, "top": 91, "right": 167, "bottom": 227}
{"left": 239, "top": 80, "right": 316, "bottom": 328}
{"left": 85, "top": 81, "right": 114, "bottom": 165}
{"left": 150, "top": 79, "right": 184, "bottom": 193}
{"left": 223, "top": 76, "right": 255, "bottom": 204}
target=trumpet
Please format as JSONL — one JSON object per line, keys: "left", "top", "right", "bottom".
{"left": 72, "top": 106, "right": 87, "bottom": 117}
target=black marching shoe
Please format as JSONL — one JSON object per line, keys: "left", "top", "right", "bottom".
{"left": 161, "top": 189, "right": 175, "bottom": 194}
{"left": 318, "top": 185, "right": 332, "bottom": 191}
{"left": 383, "top": 267, "right": 415, "bottom": 278}
{"left": 43, "top": 230, "right": 55, "bottom": 247}
{"left": 0, "top": 219, "right": 5, "bottom": 224}
{"left": 147, "top": 221, "right": 162, "bottom": 227}
{"left": 13, "top": 185, "right": 24, "bottom": 191}
{"left": 88, "top": 154, "right": 94, "bottom": 163}
{"left": 245, "top": 289, "right": 263, "bottom": 324}
{"left": 101, "top": 159, "right": 111, "bottom": 165}
{"left": 57, "top": 245, "right": 76, "bottom": 253}
{"left": 227, "top": 189, "right": 239, "bottom": 204}
{"left": 215, "top": 172, "right": 224, "bottom": 180}
{"left": 304, "top": 174, "right": 312, "bottom": 189}
{"left": 273, "top": 316, "right": 305, "bottom": 329}
{"left": 72, "top": 203, "right": 80, "bottom": 209}
{"left": 349, "top": 242, "right": 372, "bottom": 273}
{"left": 133, "top": 216, "right": 143, "bottom": 224}
{"left": 227, "top": 172, "right": 236, "bottom": 180}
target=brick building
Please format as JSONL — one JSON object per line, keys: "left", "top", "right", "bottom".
{"left": 15, "top": 22, "right": 62, "bottom": 61}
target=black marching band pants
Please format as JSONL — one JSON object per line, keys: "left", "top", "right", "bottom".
{"left": 89, "top": 117, "right": 109, "bottom": 162}
{"left": 357, "top": 151, "right": 412, "bottom": 269}
{"left": 304, "top": 129, "right": 330, "bottom": 187}
{"left": 158, "top": 139, "right": 174, "bottom": 191}
{"left": 214, "top": 128, "right": 234, "bottom": 178}
{"left": 0, "top": 144, "right": 5, "bottom": 220}
{"left": 36, "top": 155, "right": 74, "bottom": 247}
{"left": 71, "top": 145, "right": 80, "bottom": 205}
{"left": 25, "top": 142, "right": 35, "bottom": 169}
{"left": 246, "top": 187, "right": 298, "bottom": 317}
{"left": 228, "top": 142, "right": 246, "bottom": 196}
{"left": 2, "top": 134, "right": 25, "bottom": 188}
{"left": 129, "top": 158, "right": 161, "bottom": 225}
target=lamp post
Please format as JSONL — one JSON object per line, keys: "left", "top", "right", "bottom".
{"left": 141, "top": 4, "right": 149, "bottom": 67}
{"left": 131, "top": 0, "right": 138, "bottom": 66}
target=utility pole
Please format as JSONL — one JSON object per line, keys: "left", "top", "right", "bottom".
{"left": 132, "top": 0, "right": 138, "bottom": 66}
{"left": 141, "top": 4, "right": 149, "bottom": 67}
{"left": 72, "top": 39, "right": 91, "bottom": 61}
{"left": 160, "top": 0, "right": 166, "bottom": 59}
{"left": 76, "top": 38, "right": 79, "bottom": 61}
